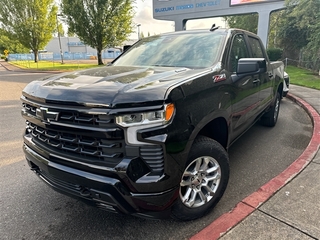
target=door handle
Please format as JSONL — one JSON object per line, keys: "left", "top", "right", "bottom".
{"left": 253, "top": 79, "right": 260, "bottom": 84}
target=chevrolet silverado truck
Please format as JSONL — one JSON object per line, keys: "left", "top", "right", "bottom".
{"left": 21, "top": 28, "right": 284, "bottom": 221}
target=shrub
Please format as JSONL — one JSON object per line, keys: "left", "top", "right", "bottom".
{"left": 267, "top": 48, "right": 283, "bottom": 61}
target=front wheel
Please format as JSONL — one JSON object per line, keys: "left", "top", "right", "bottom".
{"left": 171, "top": 136, "right": 229, "bottom": 221}
{"left": 261, "top": 92, "right": 280, "bottom": 127}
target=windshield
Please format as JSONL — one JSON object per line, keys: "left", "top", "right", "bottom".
{"left": 113, "top": 32, "right": 226, "bottom": 68}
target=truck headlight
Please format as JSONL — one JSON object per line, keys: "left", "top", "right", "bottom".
{"left": 116, "top": 104, "right": 175, "bottom": 145}
{"left": 116, "top": 103, "right": 175, "bottom": 127}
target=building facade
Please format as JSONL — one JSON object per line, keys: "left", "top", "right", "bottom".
{"left": 45, "top": 37, "right": 137, "bottom": 59}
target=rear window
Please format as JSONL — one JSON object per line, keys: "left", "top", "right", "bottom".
{"left": 114, "top": 32, "right": 226, "bottom": 68}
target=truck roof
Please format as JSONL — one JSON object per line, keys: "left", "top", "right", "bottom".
{"left": 159, "top": 27, "right": 259, "bottom": 39}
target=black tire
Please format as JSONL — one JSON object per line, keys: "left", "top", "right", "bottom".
{"left": 282, "top": 91, "right": 288, "bottom": 98}
{"left": 261, "top": 92, "right": 280, "bottom": 127}
{"left": 171, "top": 136, "right": 229, "bottom": 221}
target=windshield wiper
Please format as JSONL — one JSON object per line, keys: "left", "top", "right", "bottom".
{"left": 151, "top": 64, "right": 177, "bottom": 67}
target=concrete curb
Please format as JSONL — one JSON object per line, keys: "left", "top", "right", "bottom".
{"left": 191, "top": 93, "right": 320, "bottom": 240}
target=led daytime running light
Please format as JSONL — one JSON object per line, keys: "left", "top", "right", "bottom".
{"left": 116, "top": 104, "right": 175, "bottom": 127}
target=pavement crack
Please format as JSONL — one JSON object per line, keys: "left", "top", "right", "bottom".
{"left": 257, "top": 209, "right": 318, "bottom": 239}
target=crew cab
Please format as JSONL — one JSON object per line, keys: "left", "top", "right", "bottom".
{"left": 21, "top": 28, "right": 284, "bottom": 220}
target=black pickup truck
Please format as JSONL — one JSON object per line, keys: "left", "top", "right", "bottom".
{"left": 21, "top": 28, "right": 284, "bottom": 220}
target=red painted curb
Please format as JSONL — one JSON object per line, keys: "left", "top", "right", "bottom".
{"left": 191, "top": 93, "right": 320, "bottom": 240}
{"left": 190, "top": 202, "right": 255, "bottom": 240}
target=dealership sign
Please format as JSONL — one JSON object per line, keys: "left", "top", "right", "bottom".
{"left": 153, "top": 0, "right": 284, "bottom": 18}
{"left": 154, "top": 0, "right": 222, "bottom": 13}
{"left": 230, "top": 0, "right": 282, "bottom": 6}
{"left": 153, "top": 0, "right": 285, "bottom": 47}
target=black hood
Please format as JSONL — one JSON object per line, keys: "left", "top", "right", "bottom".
{"left": 22, "top": 65, "right": 207, "bottom": 108}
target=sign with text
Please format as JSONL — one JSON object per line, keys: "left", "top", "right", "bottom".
{"left": 154, "top": 0, "right": 223, "bottom": 17}
{"left": 67, "top": 42, "right": 85, "bottom": 46}
{"left": 153, "top": 0, "right": 284, "bottom": 18}
{"left": 230, "top": 0, "right": 282, "bottom": 6}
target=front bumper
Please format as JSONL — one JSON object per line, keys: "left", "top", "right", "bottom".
{"left": 283, "top": 74, "right": 290, "bottom": 97}
{"left": 20, "top": 97, "right": 187, "bottom": 218}
{"left": 23, "top": 143, "right": 178, "bottom": 219}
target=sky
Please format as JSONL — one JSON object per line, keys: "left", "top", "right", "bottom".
{"left": 55, "top": 0, "right": 225, "bottom": 40}
{"left": 131, "top": 0, "right": 225, "bottom": 39}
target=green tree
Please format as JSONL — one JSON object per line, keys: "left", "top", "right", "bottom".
{"left": 268, "top": 10, "right": 284, "bottom": 49}
{"left": 224, "top": 13, "right": 258, "bottom": 34}
{"left": 272, "top": 0, "right": 319, "bottom": 70}
{"left": 61, "top": 0, "right": 136, "bottom": 65}
{"left": 0, "top": 0, "right": 58, "bottom": 62}
{"left": 285, "top": 0, "right": 320, "bottom": 68}
{"left": 0, "top": 28, "right": 29, "bottom": 53}
{"left": 276, "top": 8, "right": 308, "bottom": 55}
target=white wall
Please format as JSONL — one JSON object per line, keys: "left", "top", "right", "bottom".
{"left": 45, "top": 37, "right": 137, "bottom": 54}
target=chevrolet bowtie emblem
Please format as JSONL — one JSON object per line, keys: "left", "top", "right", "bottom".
{"left": 36, "top": 107, "right": 59, "bottom": 123}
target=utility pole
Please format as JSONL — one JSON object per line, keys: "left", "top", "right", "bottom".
{"left": 56, "top": 14, "right": 64, "bottom": 64}
{"left": 137, "top": 24, "right": 141, "bottom": 40}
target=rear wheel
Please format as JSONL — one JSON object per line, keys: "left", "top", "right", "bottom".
{"left": 171, "top": 136, "right": 229, "bottom": 221}
{"left": 261, "top": 92, "right": 280, "bottom": 127}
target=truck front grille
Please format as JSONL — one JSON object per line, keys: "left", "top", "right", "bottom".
{"left": 22, "top": 102, "right": 114, "bottom": 128}
{"left": 27, "top": 122, "right": 124, "bottom": 167}
{"left": 22, "top": 101, "right": 166, "bottom": 172}
{"left": 22, "top": 101, "right": 125, "bottom": 168}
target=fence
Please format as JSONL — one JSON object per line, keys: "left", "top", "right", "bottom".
{"left": 8, "top": 51, "right": 122, "bottom": 62}
{"left": 283, "top": 57, "right": 320, "bottom": 73}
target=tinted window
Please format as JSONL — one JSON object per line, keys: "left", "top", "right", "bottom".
{"left": 113, "top": 32, "right": 226, "bottom": 68}
{"left": 248, "top": 36, "right": 264, "bottom": 58}
{"left": 229, "top": 34, "right": 249, "bottom": 72}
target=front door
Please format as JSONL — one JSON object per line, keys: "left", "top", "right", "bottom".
{"left": 228, "top": 34, "right": 260, "bottom": 141}
{"left": 248, "top": 36, "right": 273, "bottom": 112}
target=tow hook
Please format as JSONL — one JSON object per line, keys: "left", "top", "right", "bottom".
{"left": 30, "top": 167, "right": 39, "bottom": 174}
{"left": 80, "top": 187, "right": 91, "bottom": 197}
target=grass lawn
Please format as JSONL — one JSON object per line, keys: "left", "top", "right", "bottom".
{"left": 10, "top": 60, "right": 103, "bottom": 71}
{"left": 285, "top": 65, "right": 320, "bottom": 90}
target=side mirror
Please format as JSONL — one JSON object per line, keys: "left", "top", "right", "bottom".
{"left": 123, "top": 45, "right": 132, "bottom": 52}
{"left": 110, "top": 45, "right": 132, "bottom": 65}
{"left": 237, "top": 58, "right": 266, "bottom": 74}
